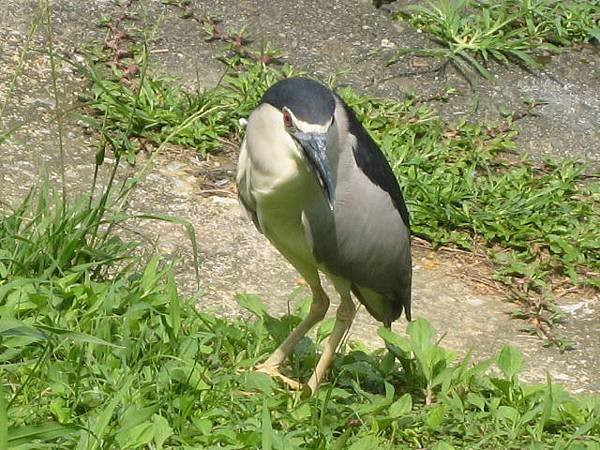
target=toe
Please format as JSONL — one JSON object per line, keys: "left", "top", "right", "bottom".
{"left": 254, "top": 364, "right": 301, "bottom": 390}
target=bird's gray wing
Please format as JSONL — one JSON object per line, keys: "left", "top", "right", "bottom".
{"left": 343, "top": 97, "right": 412, "bottom": 322}
{"left": 303, "top": 96, "right": 412, "bottom": 323}
{"left": 339, "top": 99, "right": 410, "bottom": 230}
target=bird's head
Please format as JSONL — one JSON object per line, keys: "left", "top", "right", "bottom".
{"left": 262, "top": 77, "right": 336, "bottom": 210}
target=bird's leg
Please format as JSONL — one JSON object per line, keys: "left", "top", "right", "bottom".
{"left": 255, "top": 283, "right": 330, "bottom": 388}
{"left": 305, "top": 294, "right": 356, "bottom": 394}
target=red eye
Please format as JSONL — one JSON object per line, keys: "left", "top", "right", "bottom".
{"left": 283, "top": 110, "right": 292, "bottom": 128}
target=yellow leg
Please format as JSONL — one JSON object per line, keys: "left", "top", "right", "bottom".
{"left": 305, "top": 294, "right": 356, "bottom": 394}
{"left": 255, "top": 283, "right": 330, "bottom": 389}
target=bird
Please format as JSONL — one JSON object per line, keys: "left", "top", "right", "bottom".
{"left": 236, "top": 77, "right": 412, "bottom": 394}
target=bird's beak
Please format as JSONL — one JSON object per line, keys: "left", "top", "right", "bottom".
{"left": 292, "top": 131, "right": 335, "bottom": 210}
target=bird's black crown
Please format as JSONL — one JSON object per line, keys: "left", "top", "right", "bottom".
{"left": 262, "top": 77, "right": 335, "bottom": 125}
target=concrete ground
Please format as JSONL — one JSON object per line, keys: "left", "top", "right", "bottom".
{"left": 0, "top": 0, "right": 598, "bottom": 392}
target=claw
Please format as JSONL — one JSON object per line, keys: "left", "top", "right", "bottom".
{"left": 254, "top": 363, "right": 302, "bottom": 390}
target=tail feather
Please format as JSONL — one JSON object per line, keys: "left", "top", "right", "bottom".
{"left": 351, "top": 284, "right": 411, "bottom": 326}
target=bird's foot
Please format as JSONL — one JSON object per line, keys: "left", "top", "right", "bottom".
{"left": 254, "top": 363, "right": 302, "bottom": 390}
{"left": 295, "top": 277, "right": 309, "bottom": 287}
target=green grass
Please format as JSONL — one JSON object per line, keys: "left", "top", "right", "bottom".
{"left": 2, "top": 218, "right": 599, "bottom": 448}
{"left": 0, "top": 182, "right": 133, "bottom": 281}
{"left": 391, "top": 0, "right": 600, "bottom": 80}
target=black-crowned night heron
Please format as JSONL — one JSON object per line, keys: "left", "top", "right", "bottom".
{"left": 237, "top": 77, "right": 411, "bottom": 394}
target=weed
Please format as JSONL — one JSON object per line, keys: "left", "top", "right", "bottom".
{"left": 2, "top": 274, "right": 599, "bottom": 448}
{"left": 162, "top": 0, "right": 285, "bottom": 66}
{"left": 80, "top": 51, "right": 291, "bottom": 160}
{"left": 0, "top": 184, "right": 130, "bottom": 281}
{"left": 391, "top": 0, "right": 600, "bottom": 81}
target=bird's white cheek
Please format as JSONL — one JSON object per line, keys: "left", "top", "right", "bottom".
{"left": 247, "top": 136, "right": 310, "bottom": 196}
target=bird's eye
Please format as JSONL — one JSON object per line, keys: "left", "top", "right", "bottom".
{"left": 283, "top": 110, "right": 293, "bottom": 128}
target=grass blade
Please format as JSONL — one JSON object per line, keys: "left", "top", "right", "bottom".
{"left": 0, "top": 382, "right": 7, "bottom": 450}
{"left": 8, "top": 422, "right": 80, "bottom": 447}
{"left": 133, "top": 214, "right": 200, "bottom": 289}
{"left": 261, "top": 399, "right": 273, "bottom": 450}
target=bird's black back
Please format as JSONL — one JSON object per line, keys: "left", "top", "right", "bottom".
{"left": 338, "top": 97, "right": 411, "bottom": 229}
